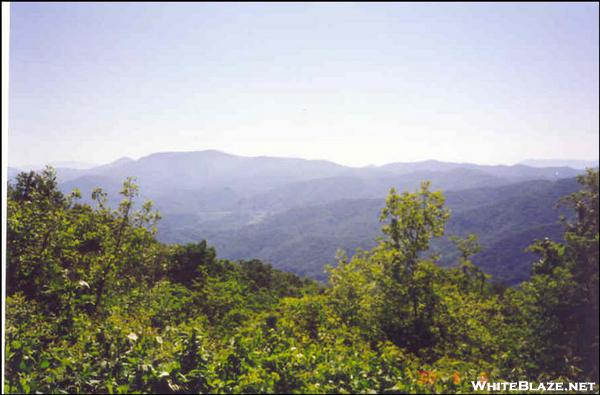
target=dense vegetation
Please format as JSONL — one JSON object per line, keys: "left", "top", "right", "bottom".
{"left": 4, "top": 167, "right": 598, "bottom": 393}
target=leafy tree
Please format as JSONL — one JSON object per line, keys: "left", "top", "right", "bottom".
{"left": 503, "top": 169, "right": 599, "bottom": 380}
{"left": 379, "top": 181, "right": 450, "bottom": 266}
{"left": 560, "top": 169, "right": 599, "bottom": 380}
{"left": 167, "top": 241, "right": 215, "bottom": 287}
{"left": 450, "top": 234, "right": 487, "bottom": 293}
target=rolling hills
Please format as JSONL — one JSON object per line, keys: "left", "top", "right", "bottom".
{"left": 8, "top": 150, "right": 590, "bottom": 284}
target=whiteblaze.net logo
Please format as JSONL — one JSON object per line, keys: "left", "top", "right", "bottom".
{"left": 471, "top": 381, "right": 597, "bottom": 392}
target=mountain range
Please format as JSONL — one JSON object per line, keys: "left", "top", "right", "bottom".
{"left": 519, "top": 159, "right": 599, "bottom": 169}
{"left": 9, "top": 151, "right": 596, "bottom": 284}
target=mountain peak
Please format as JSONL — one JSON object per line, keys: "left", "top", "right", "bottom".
{"left": 110, "top": 157, "right": 134, "bottom": 165}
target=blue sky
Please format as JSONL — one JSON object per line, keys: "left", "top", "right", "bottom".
{"left": 8, "top": 2, "right": 599, "bottom": 167}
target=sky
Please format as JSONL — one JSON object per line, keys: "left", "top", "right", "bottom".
{"left": 7, "top": 2, "right": 600, "bottom": 167}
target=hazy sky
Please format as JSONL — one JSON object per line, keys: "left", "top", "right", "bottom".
{"left": 8, "top": 2, "right": 599, "bottom": 167}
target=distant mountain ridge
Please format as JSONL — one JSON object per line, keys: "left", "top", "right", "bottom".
{"left": 9, "top": 149, "right": 584, "bottom": 191}
{"left": 7, "top": 150, "right": 588, "bottom": 284}
{"left": 519, "top": 158, "right": 599, "bottom": 170}
{"left": 11, "top": 160, "right": 98, "bottom": 170}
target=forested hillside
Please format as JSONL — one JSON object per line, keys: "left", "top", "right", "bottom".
{"left": 5, "top": 167, "right": 598, "bottom": 393}
{"left": 205, "top": 178, "right": 580, "bottom": 283}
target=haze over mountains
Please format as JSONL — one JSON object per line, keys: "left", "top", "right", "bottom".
{"left": 519, "top": 159, "right": 599, "bottom": 170}
{"left": 9, "top": 150, "right": 597, "bottom": 284}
